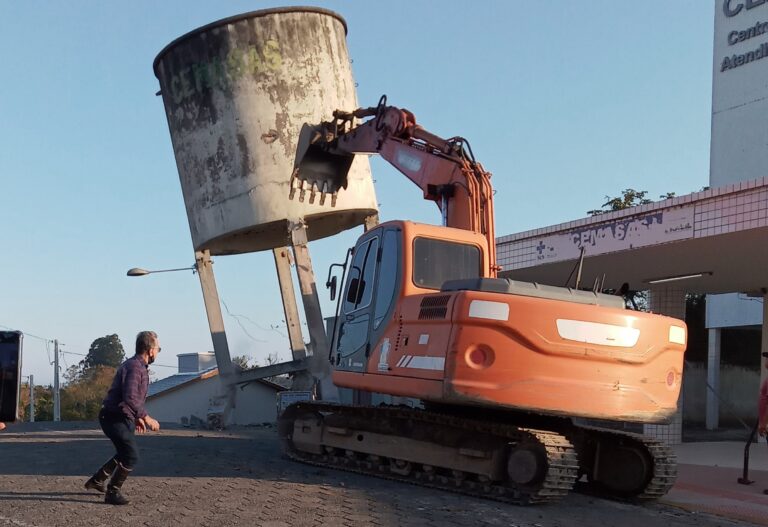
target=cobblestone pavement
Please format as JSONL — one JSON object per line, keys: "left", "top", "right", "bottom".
{"left": 0, "top": 422, "right": 755, "bottom": 527}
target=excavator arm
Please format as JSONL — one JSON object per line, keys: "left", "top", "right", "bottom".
{"left": 290, "top": 96, "right": 499, "bottom": 276}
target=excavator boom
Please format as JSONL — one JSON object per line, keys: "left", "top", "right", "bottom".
{"left": 291, "top": 95, "right": 498, "bottom": 275}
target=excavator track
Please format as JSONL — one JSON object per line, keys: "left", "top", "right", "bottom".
{"left": 569, "top": 424, "right": 677, "bottom": 501}
{"left": 279, "top": 402, "right": 579, "bottom": 505}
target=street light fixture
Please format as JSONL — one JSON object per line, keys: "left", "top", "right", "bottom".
{"left": 126, "top": 265, "right": 197, "bottom": 277}
{"left": 644, "top": 271, "right": 713, "bottom": 285}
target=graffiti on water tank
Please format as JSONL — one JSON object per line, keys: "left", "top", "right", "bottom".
{"left": 167, "top": 40, "right": 283, "bottom": 105}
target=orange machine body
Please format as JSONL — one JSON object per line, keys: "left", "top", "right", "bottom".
{"left": 332, "top": 220, "right": 686, "bottom": 423}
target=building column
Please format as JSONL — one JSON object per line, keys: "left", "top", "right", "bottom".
{"left": 705, "top": 328, "right": 721, "bottom": 430}
{"left": 643, "top": 287, "right": 686, "bottom": 445}
{"left": 761, "top": 293, "right": 768, "bottom": 401}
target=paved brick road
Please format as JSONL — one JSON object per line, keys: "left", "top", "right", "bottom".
{"left": 0, "top": 422, "right": 755, "bottom": 527}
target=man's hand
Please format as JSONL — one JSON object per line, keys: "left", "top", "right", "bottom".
{"left": 135, "top": 418, "right": 147, "bottom": 434}
{"left": 760, "top": 422, "right": 767, "bottom": 437}
{"left": 144, "top": 416, "right": 160, "bottom": 432}
{"left": 0, "top": 422, "right": 5, "bottom": 431}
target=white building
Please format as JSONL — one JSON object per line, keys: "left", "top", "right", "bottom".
{"left": 146, "top": 352, "right": 285, "bottom": 426}
{"left": 706, "top": 0, "right": 768, "bottom": 379}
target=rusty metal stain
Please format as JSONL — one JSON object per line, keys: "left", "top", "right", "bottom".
{"left": 261, "top": 129, "right": 279, "bottom": 144}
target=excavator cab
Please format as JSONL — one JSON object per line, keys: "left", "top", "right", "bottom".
{"left": 330, "top": 220, "right": 488, "bottom": 375}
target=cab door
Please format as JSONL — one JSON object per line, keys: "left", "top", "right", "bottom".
{"left": 335, "top": 232, "right": 380, "bottom": 372}
{"left": 335, "top": 227, "right": 402, "bottom": 373}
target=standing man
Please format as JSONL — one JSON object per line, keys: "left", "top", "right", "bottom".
{"left": 85, "top": 331, "right": 161, "bottom": 505}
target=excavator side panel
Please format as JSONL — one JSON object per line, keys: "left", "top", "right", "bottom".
{"left": 442, "top": 291, "right": 686, "bottom": 423}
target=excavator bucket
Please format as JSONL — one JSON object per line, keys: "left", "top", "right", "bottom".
{"left": 289, "top": 123, "right": 354, "bottom": 206}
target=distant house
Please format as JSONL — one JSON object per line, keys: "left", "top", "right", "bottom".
{"left": 145, "top": 352, "right": 285, "bottom": 426}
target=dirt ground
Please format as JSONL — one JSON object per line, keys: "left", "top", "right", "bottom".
{"left": 0, "top": 422, "right": 754, "bottom": 527}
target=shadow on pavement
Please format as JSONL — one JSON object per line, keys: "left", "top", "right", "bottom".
{"left": 0, "top": 490, "right": 99, "bottom": 504}
{"left": 0, "top": 426, "right": 294, "bottom": 480}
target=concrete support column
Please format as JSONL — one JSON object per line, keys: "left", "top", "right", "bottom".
{"left": 705, "top": 328, "right": 721, "bottom": 430}
{"left": 195, "top": 250, "right": 236, "bottom": 425}
{"left": 273, "top": 247, "right": 314, "bottom": 391}
{"left": 643, "top": 287, "right": 686, "bottom": 445}
{"left": 290, "top": 221, "right": 339, "bottom": 402}
{"left": 195, "top": 250, "right": 234, "bottom": 378}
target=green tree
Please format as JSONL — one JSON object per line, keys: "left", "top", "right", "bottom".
{"left": 587, "top": 188, "right": 661, "bottom": 216}
{"left": 61, "top": 365, "right": 116, "bottom": 421}
{"left": 16, "top": 383, "right": 56, "bottom": 422}
{"left": 80, "top": 334, "right": 125, "bottom": 373}
{"left": 31, "top": 385, "right": 54, "bottom": 421}
{"left": 231, "top": 355, "right": 252, "bottom": 370}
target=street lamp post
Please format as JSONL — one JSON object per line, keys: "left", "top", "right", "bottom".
{"left": 126, "top": 266, "right": 196, "bottom": 277}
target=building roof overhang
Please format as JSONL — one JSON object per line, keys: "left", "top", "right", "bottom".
{"left": 496, "top": 177, "right": 768, "bottom": 295}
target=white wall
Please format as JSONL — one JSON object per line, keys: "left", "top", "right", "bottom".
{"left": 146, "top": 376, "right": 280, "bottom": 425}
{"left": 711, "top": 1, "right": 768, "bottom": 185}
{"left": 230, "top": 381, "right": 283, "bottom": 424}
{"left": 146, "top": 376, "right": 219, "bottom": 424}
{"left": 706, "top": 293, "right": 763, "bottom": 327}
{"left": 684, "top": 362, "right": 760, "bottom": 425}
{"left": 708, "top": 1, "right": 768, "bottom": 335}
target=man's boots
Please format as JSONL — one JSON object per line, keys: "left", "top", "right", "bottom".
{"left": 104, "top": 462, "right": 132, "bottom": 505}
{"left": 84, "top": 457, "right": 118, "bottom": 493}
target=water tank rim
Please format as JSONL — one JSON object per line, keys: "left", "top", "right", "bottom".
{"left": 152, "top": 6, "right": 348, "bottom": 77}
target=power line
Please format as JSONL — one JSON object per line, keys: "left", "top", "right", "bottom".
{"left": 222, "top": 301, "right": 268, "bottom": 343}
{"left": 59, "top": 350, "right": 177, "bottom": 370}
{"left": 0, "top": 323, "right": 53, "bottom": 343}
{"left": 2, "top": 322, "right": 178, "bottom": 371}
{"left": 222, "top": 300, "right": 287, "bottom": 339}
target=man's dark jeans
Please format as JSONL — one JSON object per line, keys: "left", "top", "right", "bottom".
{"left": 98, "top": 408, "right": 139, "bottom": 469}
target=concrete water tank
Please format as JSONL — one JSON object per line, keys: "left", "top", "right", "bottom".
{"left": 154, "top": 7, "right": 377, "bottom": 255}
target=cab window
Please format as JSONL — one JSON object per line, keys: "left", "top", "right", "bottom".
{"left": 343, "top": 237, "right": 379, "bottom": 314}
{"left": 413, "top": 237, "right": 480, "bottom": 289}
{"left": 373, "top": 230, "right": 399, "bottom": 329}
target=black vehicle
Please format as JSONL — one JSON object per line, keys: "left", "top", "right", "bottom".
{"left": 0, "top": 331, "right": 23, "bottom": 423}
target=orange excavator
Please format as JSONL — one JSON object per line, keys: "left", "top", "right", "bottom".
{"left": 279, "top": 96, "right": 686, "bottom": 504}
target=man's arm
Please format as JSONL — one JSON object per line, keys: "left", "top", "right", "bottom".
{"left": 142, "top": 415, "right": 160, "bottom": 432}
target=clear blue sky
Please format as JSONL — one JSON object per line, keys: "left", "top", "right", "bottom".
{"left": 0, "top": 1, "right": 714, "bottom": 385}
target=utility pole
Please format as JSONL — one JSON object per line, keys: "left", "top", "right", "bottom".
{"left": 53, "top": 339, "right": 60, "bottom": 422}
{"left": 29, "top": 374, "right": 35, "bottom": 423}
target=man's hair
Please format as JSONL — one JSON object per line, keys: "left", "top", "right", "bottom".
{"left": 135, "top": 331, "right": 158, "bottom": 355}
